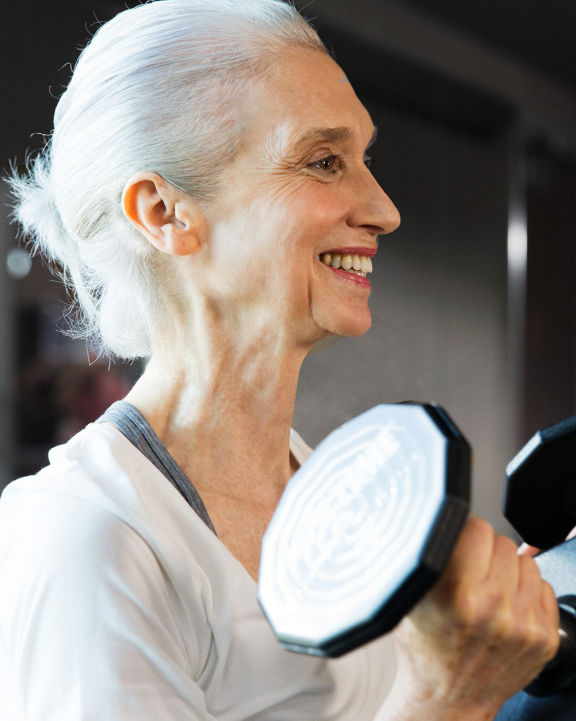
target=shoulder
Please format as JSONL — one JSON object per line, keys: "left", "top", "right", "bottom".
{"left": 0, "top": 423, "right": 216, "bottom": 677}
{"left": 0, "top": 422, "right": 215, "bottom": 610}
{"left": 1, "top": 421, "right": 204, "bottom": 540}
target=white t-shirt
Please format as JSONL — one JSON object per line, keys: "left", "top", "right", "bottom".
{"left": 0, "top": 422, "right": 397, "bottom": 720}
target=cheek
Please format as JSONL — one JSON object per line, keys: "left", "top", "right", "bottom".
{"left": 212, "top": 180, "right": 350, "bottom": 269}
{"left": 306, "top": 184, "right": 350, "bottom": 231}
{"left": 269, "top": 183, "right": 351, "bottom": 255}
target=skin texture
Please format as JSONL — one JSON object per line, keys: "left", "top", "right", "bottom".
{"left": 121, "top": 47, "right": 559, "bottom": 720}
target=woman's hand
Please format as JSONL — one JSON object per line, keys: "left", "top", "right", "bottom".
{"left": 380, "top": 516, "right": 560, "bottom": 721}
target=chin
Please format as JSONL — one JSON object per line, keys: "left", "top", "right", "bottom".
{"left": 342, "top": 318, "right": 373, "bottom": 337}
{"left": 316, "top": 308, "right": 373, "bottom": 339}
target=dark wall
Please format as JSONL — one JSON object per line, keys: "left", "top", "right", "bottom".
{"left": 1, "top": 3, "right": 140, "bottom": 487}
{"left": 1, "top": 2, "right": 130, "bottom": 171}
{"left": 524, "top": 143, "right": 576, "bottom": 437}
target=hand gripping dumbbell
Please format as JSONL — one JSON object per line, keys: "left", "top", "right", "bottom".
{"left": 259, "top": 404, "right": 576, "bottom": 707}
{"left": 258, "top": 402, "right": 471, "bottom": 657}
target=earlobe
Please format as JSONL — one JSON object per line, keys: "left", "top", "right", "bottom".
{"left": 122, "top": 172, "right": 206, "bottom": 256}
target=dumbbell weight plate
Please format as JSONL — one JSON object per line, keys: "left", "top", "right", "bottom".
{"left": 504, "top": 414, "right": 576, "bottom": 550}
{"left": 258, "top": 402, "right": 471, "bottom": 657}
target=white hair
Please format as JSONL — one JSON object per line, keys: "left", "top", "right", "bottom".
{"left": 8, "top": 0, "right": 326, "bottom": 359}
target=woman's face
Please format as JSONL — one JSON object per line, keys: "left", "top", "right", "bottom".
{"left": 197, "top": 47, "right": 400, "bottom": 347}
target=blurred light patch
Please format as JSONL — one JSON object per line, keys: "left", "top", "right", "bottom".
{"left": 507, "top": 214, "right": 527, "bottom": 277}
{"left": 6, "top": 248, "right": 32, "bottom": 279}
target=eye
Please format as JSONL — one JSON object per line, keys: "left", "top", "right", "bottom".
{"left": 309, "top": 155, "right": 344, "bottom": 174}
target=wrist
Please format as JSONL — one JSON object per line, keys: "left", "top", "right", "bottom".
{"left": 377, "top": 695, "right": 498, "bottom": 721}
{"left": 375, "top": 669, "right": 500, "bottom": 721}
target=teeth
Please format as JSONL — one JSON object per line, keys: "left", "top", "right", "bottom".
{"left": 320, "top": 252, "right": 373, "bottom": 274}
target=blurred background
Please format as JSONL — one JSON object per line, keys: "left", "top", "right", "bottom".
{"left": 2, "top": 0, "right": 576, "bottom": 535}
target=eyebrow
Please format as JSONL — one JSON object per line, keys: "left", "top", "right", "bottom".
{"left": 264, "top": 125, "right": 378, "bottom": 164}
{"left": 293, "top": 126, "right": 352, "bottom": 147}
{"left": 291, "top": 125, "right": 378, "bottom": 150}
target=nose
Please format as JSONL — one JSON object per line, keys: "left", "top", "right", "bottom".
{"left": 348, "top": 171, "right": 401, "bottom": 236}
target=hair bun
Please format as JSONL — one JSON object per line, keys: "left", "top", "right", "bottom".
{"left": 8, "top": 152, "right": 77, "bottom": 271}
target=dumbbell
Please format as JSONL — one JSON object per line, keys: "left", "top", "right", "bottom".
{"left": 258, "top": 402, "right": 471, "bottom": 657}
{"left": 259, "top": 404, "right": 576, "bottom": 702}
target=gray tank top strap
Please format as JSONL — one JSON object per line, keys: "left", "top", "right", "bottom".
{"left": 98, "top": 400, "right": 217, "bottom": 535}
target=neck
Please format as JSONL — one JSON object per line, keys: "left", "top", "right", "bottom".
{"left": 124, "top": 308, "right": 312, "bottom": 502}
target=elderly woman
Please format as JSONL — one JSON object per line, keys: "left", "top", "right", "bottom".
{"left": 0, "top": 1, "right": 559, "bottom": 719}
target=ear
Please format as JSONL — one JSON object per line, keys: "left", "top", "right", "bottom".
{"left": 122, "top": 172, "right": 207, "bottom": 256}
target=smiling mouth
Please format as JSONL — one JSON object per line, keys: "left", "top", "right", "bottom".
{"left": 318, "top": 251, "right": 373, "bottom": 278}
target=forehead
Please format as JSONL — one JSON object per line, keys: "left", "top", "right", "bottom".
{"left": 238, "top": 48, "right": 374, "bottom": 153}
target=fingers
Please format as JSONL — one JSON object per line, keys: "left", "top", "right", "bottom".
{"left": 487, "top": 530, "right": 560, "bottom": 667}
{"left": 448, "top": 518, "right": 544, "bottom": 592}
{"left": 442, "top": 516, "right": 495, "bottom": 585}
{"left": 439, "top": 517, "right": 556, "bottom": 632}
{"left": 539, "top": 580, "right": 560, "bottom": 658}
{"left": 516, "top": 552, "right": 543, "bottom": 603}
{"left": 488, "top": 533, "right": 520, "bottom": 594}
